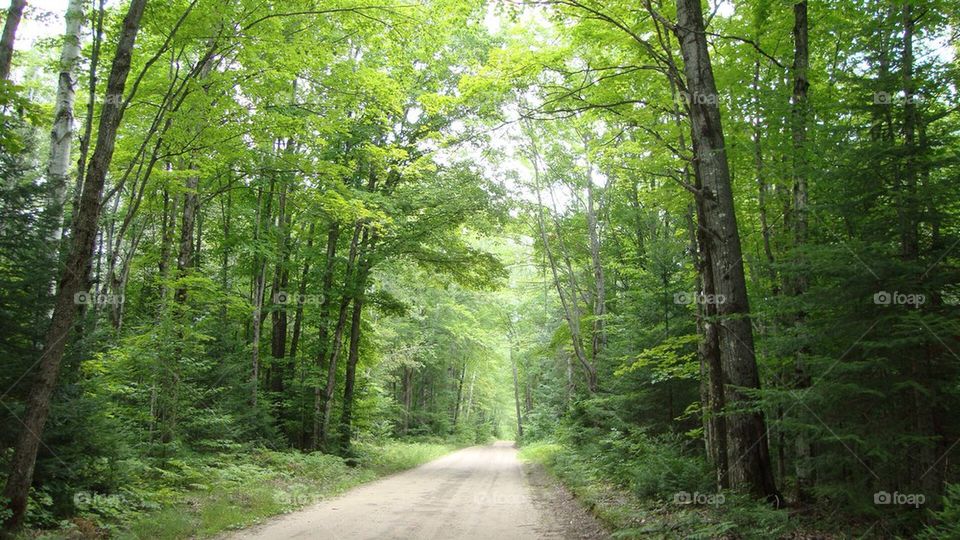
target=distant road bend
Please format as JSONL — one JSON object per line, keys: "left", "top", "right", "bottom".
{"left": 229, "top": 441, "right": 607, "bottom": 539}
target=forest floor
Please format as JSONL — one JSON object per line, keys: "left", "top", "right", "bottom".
{"left": 32, "top": 440, "right": 462, "bottom": 539}
{"left": 226, "top": 441, "right": 607, "bottom": 539}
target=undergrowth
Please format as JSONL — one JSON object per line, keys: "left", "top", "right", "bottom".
{"left": 519, "top": 434, "right": 791, "bottom": 540}
{"left": 26, "top": 439, "right": 459, "bottom": 540}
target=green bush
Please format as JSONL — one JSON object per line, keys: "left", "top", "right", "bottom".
{"left": 522, "top": 436, "right": 791, "bottom": 540}
{"left": 27, "top": 441, "right": 457, "bottom": 539}
{"left": 919, "top": 483, "right": 960, "bottom": 540}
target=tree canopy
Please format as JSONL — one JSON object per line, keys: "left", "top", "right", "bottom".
{"left": 1, "top": 0, "right": 959, "bottom": 537}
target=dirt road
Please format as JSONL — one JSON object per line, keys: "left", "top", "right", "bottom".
{"left": 228, "top": 441, "right": 606, "bottom": 539}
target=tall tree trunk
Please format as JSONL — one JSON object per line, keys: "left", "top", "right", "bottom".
{"left": 158, "top": 186, "right": 177, "bottom": 300}
{"left": 318, "top": 223, "right": 362, "bottom": 449}
{"left": 43, "top": 0, "right": 85, "bottom": 290}
{"left": 250, "top": 177, "right": 275, "bottom": 407}
{"left": 338, "top": 283, "right": 365, "bottom": 453}
{"left": 791, "top": 1, "right": 810, "bottom": 254}
{"left": 464, "top": 370, "right": 476, "bottom": 421}
{"left": 790, "top": 0, "right": 814, "bottom": 501}
{"left": 753, "top": 58, "right": 777, "bottom": 288}
{"left": 898, "top": 0, "right": 930, "bottom": 495}
{"left": 219, "top": 186, "right": 231, "bottom": 330}
{"left": 289, "top": 223, "right": 314, "bottom": 361}
{"left": 311, "top": 222, "right": 340, "bottom": 448}
{"left": 1, "top": 0, "right": 147, "bottom": 529}
{"left": 511, "top": 344, "right": 523, "bottom": 439}
{"left": 174, "top": 169, "right": 198, "bottom": 304}
{"left": 161, "top": 163, "right": 198, "bottom": 444}
{"left": 69, "top": 0, "right": 105, "bottom": 237}
{"left": 899, "top": 1, "right": 918, "bottom": 260}
{"left": 584, "top": 153, "right": 606, "bottom": 362}
{"left": 338, "top": 229, "right": 375, "bottom": 453}
{"left": 402, "top": 366, "right": 414, "bottom": 433}
{"left": 269, "top": 179, "right": 290, "bottom": 394}
{"left": 687, "top": 203, "right": 729, "bottom": 490}
{"left": 673, "top": 0, "right": 778, "bottom": 500}
{"left": 0, "top": 0, "right": 25, "bottom": 80}
{"left": 452, "top": 361, "right": 466, "bottom": 427}
{"left": 669, "top": 50, "right": 729, "bottom": 490}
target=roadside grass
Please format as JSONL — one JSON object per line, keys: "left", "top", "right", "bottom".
{"left": 518, "top": 440, "right": 792, "bottom": 540}
{"left": 520, "top": 438, "right": 960, "bottom": 539}
{"left": 354, "top": 439, "right": 456, "bottom": 476}
{"left": 33, "top": 439, "right": 460, "bottom": 540}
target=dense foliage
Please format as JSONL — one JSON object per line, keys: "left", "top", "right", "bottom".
{"left": 0, "top": 0, "right": 958, "bottom": 537}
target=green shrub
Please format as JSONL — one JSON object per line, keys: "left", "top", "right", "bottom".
{"left": 523, "top": 436, "right": 792, "bottom": 539}
{"left": 919, "top": 483, "right": 960, "bottom": 540}
{"left": 30, "top": 440, "right": 457, "bottom": 539}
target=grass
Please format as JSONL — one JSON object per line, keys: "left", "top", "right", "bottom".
{"left": 521, "top": 438, "right": 960, "bottom": 539}
{"left": 354, "top": 440, "right": 457, "bottom": 476}
{"left": 518, "top": 440, "right": 791, "bottom": 540}
{"left": 35, "top": 440, "right": 460, "bottom": 540}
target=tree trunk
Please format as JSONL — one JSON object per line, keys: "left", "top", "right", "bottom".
{"left": 158, "top": 186, "right": 177, "bottom": 300}
{"left": 338, "top": 284, "right": 365, "bottom": 453}
{"left": 584, "top": 152, "right": 606, "bottom": 362}
{"left": 42, "top": 0, "right": 85, "bottom": 289}
{"left": 109, "top": 225, "right": 141, "bottom": 332}
{"left": 161, "top": 162, "right": 199, "bottom": 444}
{"left": 790, "top": 0, "right": 814, "bottom": 501}
{"left": 673, "top": 0, "right": 777, "bottom": 500}
{"left": 511, "top": 344, "right": 523, "bottom": 439}
{"left": 1, "top": 0, "right": 147, "bottom": 529}
{"left": 338, "top": 228, "right": 375, "bottom": 453}
{"left": 687, "top": 202, "right": 729, "bottom": 490}
{"left": 0, "top": 0, "right": 25, "bottom": 80}
{"left": 269, "top": 179, "right": 290, "bottom": 394}
{"left": 174, "top": 169, "right": 198, "bottom": 304}
{"left": 251, "top": 262, "right": 267, "bottom": 406}
{"left": 452, "top": 361, "right": 466, "bottom": 427}
{"left": 899, "top": 1, "right": 918, "bottom": 260}
{"left": 311, "top": 222, "right": 340, "bottom": 448}
{"left": 753, "top": 58, "right": 777, "bottom": 287}
{"left": 318, "top": 223, "right": 362, "bottom": 449}
{"left": 289, "top": 223, "right": 314, "bottom": 361}
{"left": 250, "top": 177, "right": 275, "bottom": 407}
{"left": 402, "top": 366, "right": 414, "bottom": 433}
{"left": 464, "top": 370, "right": 476, "bottom": 421}
{"left": 69, "top": 0, "right": 105, "bottom": 238}
{"left": 219, "top": 186, "right": 232, "bottom": 330}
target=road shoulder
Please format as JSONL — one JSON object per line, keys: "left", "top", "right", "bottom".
{"left": 523, "top": 460, "right": 610, "bottom": 539}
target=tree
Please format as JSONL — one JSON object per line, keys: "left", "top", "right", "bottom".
{"left": 672, "top": 0, "right": 778, "bottom": 500}
{"left": 42, "top": 0, "right": 84, "bottom": 255}
{"left": 1, "top": 0, "right": 148, "bottom": 530}
{"left": 0, "top": 0, "right": 25, "bottom": 80}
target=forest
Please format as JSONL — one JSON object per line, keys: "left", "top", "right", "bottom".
{"left": 0, "top": 0, "right": 958, "bottom": 538}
